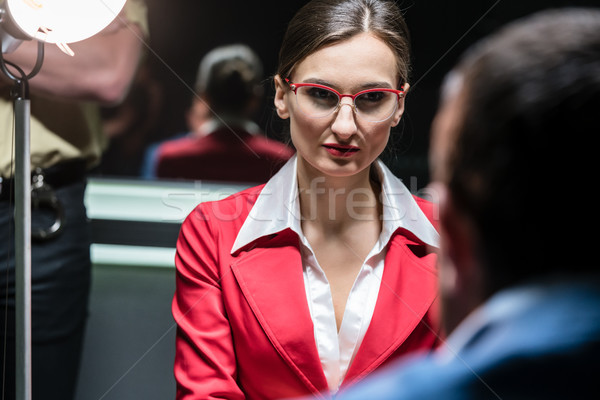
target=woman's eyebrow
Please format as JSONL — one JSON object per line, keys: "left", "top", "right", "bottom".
{"left": 300, "top": 77, "right": 336, "bottom": 86}
{"left": 360, "top": 81, "right": 393, "bottom": 90}
{"left": 300, "top": 78, "right": 394, "bottom": 91}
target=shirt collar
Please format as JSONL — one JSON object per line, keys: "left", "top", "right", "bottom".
{"left": 436, "top": 276, "right": 600, "bottom": 364}
{"left": 231, "top": 154, "right": 439, "bottom": 254}
{"left": 198, "top": 116, "right": 261, "bottom": 136}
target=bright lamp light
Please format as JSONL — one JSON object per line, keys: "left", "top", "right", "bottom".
{"left": 2, "top": 0, "right": 126, "bottom": 44}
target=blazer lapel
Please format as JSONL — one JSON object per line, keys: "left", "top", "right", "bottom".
{"left": 344, "top": 235, "right": 439, "bottom": 384}
{"left": 230, "top": 230, "right": 329, "bottom": 394}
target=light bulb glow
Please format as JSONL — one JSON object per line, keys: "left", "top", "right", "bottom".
{"left": 6, "top": 0, "right": 127, "bottom": 44}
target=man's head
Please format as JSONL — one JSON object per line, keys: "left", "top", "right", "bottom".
{"left": 430, "top": 8, "right": 600, "bottom": 333}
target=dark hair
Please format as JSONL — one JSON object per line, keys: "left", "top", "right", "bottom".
{"left": 196, "top": 44, "right": 263, "bottom": 115}
{"left": 443, "top": 8, "right": 600, "bottom": 292}
{"left": 277, "top": 0, "right": 411, "bottom": 88}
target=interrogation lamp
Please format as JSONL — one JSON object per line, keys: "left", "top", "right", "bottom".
{"left": 0, "top": 1, "right": 126, "bottom": 399}
{"left": 1, "top": 0, "right": 127, "bottom": 54}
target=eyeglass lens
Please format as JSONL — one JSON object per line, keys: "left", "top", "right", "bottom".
{"left": 295, "top": 86, "right": 398, "bottom": 122}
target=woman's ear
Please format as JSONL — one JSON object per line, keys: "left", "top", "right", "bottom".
{"left": 273, "top": 75, "right": 290, "bottom": 119}
{"left": 391, "top": 82, "right": 410, "bottom": 127}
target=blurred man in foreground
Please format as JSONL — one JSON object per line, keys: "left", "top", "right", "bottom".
{"left": 335, "top": 7, "right": 600, "bottom": 400}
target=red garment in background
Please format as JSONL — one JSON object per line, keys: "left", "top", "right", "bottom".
{"left": 155, "top": 127, "right": 294, "bottom": 183}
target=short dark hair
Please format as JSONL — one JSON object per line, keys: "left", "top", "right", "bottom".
{"left": 277, "top": 0, "right": 411, "bottom": 89}
{"left": 443, "top": 8, "right": 600, "bottom": 292}
{"left": 196, "top": 44, "right": 263, "bottom": 115}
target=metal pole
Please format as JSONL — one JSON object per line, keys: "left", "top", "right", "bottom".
{"left": 14, "top": 97, "right": 32, "bottom": 400}
{"left": 0, "top": 40, "right": 43, "bottom": 400}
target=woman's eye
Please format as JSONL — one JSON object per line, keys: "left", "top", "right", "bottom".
{"left": 307, "top": 87, "right": 336, "bottom": 100}
{"left": 359, "top": 91, "right": 385, "bottom": 103}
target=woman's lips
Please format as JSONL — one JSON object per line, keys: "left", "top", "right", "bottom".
{"left": 322, "top": 143, "right": 360, "bottom": 158}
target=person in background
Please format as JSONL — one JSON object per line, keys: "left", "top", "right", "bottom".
{"left": 0, "top": 1, "right": 148, "bottom": 399}
{"left": 139, "top": 88, "right": 209, "bottom": 179}
{"left": 143, "top": 43, "right": 294, "bottom": 183}
{"left": 334, "top": 7, "right": 600, "bottom": 400}
{"left": 172, "top": 1, "right": 441, "bottom": 399}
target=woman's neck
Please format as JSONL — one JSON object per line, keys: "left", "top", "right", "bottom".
{"left": 296, "top": 159, "right": 382, "bottom": 233}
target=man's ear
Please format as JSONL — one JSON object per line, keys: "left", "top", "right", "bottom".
{"left": 273, "top": 75, "right": 290, "bottom": 119}
{"left": 431, "top": 181, "right": 483, "bottom": 333}
{"left": 391, "top": 82, "right": 409, "bottom": 127}
{"left": 433, "top": 182, "right": 478, "bottom": 295}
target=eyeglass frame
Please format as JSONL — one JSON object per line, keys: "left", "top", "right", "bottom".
{"left": 285, "top": 78, "right": 405, "bottom": 121}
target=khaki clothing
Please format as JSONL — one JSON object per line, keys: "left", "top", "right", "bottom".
{"left": 0, "top": 0, "right": 148, "bottom": 178}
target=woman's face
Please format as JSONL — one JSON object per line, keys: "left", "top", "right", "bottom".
{"left": 275, "top": 32, "right": 407, "bottom": 181}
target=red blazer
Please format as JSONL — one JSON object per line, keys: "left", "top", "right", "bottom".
{"left": 156, "top": 127, "right": 294, "bottom": 183}
{"left": 172, "top": 185, "right": 441, "bottom": 399}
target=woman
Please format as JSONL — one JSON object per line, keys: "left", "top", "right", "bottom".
{"left": 172, "top": 1, "right": 441, "bottom": 398}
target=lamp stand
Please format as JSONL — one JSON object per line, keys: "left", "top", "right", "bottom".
{"left": 14, "top": 95, "right": 31, "bottom": 400}
{"left": 0, "top": 41, "right": 44, "bottom": 400}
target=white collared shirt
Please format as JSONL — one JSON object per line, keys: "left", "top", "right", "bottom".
{"left": 231, "top": 155, "right": 438, "bottom": 392}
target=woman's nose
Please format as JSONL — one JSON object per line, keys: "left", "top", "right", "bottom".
{"left": 331, "top": 100, "right": 358, "bottom": 138}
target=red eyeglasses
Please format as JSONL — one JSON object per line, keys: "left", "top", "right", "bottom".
{"left": 286, "top": 78, "right": 404, "bottom": 123}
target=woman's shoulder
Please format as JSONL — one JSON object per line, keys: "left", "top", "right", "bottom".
{"left": 185, "top": 184, "right": 265, "bottom": 226}
{"left": 176, "top": 184, "right": 267, "bottom": 258}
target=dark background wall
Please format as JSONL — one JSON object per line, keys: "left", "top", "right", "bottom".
{"left": 96, "top": 0, "right": 599, "bottom": 188}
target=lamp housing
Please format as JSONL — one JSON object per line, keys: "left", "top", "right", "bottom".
{"left": 0, "top": 0, "right": 127, "bottom": 53}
